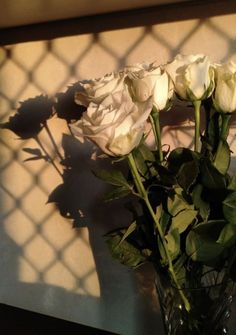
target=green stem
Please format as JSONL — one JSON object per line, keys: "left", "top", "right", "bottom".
{"left": 127, "top": 153, "right": 191, "bottom": 312}
{"left": 149, "top": 109, "right": 163, "bottom": 163}
{"left": 203, "top": 100, "right": 211, "bottom": 138}
{"left": 220, "top": 114, "right": 231, "bottom": 141}
{"left": 214, "top": 114, "right": 231, "bottom": 164}
{"left": 128, "top": 152, "right": 146, "bottom": 198}
{"left": 193, "top": 100, "right": 201, "bottom": 153}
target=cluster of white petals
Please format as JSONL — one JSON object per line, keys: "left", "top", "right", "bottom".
{"left": 71, "top": 90, "right": 153, "bottom": 156}
{"left": 70, "top": 54, "right": 236, "bottom": 156}
{"left": 165, "top": 54, "right": 215, "bottom": 101}
{"left": 213, "top": 61, "right": 236, "bottom": 113}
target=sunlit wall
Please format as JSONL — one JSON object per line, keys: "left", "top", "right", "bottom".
{"left": 1, "top": 9, "right": 236, "bottom": 335}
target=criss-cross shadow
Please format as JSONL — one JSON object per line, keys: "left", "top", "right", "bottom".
{"left": 0, "top": 84, "right": 167, "bottom": 333}
{"left": 2, "top": 81, "right": 236, "bottom": 334}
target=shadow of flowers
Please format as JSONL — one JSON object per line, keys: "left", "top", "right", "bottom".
{"left": 47, "top": 133, "right": 91, "bottom": 227}
{"left": 1, "top": 95, "right": 54, "bottom": 139}
{"left": 55, "top": 82, "right": 86, "bottom": 123}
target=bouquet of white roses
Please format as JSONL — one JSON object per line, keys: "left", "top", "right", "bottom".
{"left": 69, "top": 54, "right": 236, "bottom": 312}
{"left": 2, "top": 54, "right": 236, "bottom": 330}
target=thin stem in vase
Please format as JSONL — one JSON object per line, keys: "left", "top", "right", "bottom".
{"left": 149, "top": 108, "right": 163, "bottom": 163}
{"left": 193, "top": 100, "right": 201, "bottom": 153}
{"left": 127, "top": 152, "right": 191, "bottom": 312}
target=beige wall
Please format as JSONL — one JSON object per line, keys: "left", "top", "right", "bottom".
{"left": 1, "top": 6, "right": 236, "bottom": 335}
{"left": 0, "top": 0, "right": 189, "bottom": 28}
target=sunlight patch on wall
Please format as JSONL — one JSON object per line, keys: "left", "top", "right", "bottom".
{"left": 0, "top": 13, "right": 236, "bottom": 329}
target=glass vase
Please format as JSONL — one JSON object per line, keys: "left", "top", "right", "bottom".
{"left": 155, "top": 268, "right": 235, "bottom": 335}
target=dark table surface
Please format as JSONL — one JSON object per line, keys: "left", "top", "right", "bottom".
{"left": 0, "top": 303, "right": 118, "bottom": 335}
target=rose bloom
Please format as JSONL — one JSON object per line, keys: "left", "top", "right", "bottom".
{"left": 213, "top": 61, "right": 236, "bottom": 113}
{"left": 75, "top": 71, "right": 125, "bottom": 107}
{"left": 70, "top": 90, "right": 153, "bottom": 156}
{"left": 125, "top": 63, "right": 173, "bottom": 111}
{"left": 123, "top": 62, "right": 152, "bottom": 73}
{"left": 165, "top": 54, "right": 214, "bottom": 101}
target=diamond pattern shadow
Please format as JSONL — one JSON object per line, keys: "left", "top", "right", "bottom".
{"left": 0, "top": 17, "right": 236, "bottom": 302}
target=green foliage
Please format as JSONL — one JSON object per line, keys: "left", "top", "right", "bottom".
{"left": 223, "top": 192, "right": 236, "bottom": 224}
{"left": 94, "top": 168, "right": 132, "bottom": 201}
{"left": 133, "top": 143, "right": 156, "bottom": 178}
{"left": 167, "top": 193, "right": 193, "bottom": 216}
{"left": 167, "top": 148, "right": 200, "bottom": 194}
{"left": 206, "top": 111, "right": 220, "bottom": 152}
{"left": 118, "top": 221, "right": 137, "bottom": 245}
{"left": 186, "top": 220, "right": 226, "bottom": 262}
{"left": 177, "top": 160, "right": 199, "bottom": 193}
{"left": 158, "top": 228, "right": 180, "bottom": 264}
{"left": 170, "top": 209, "right": 197, "bottom": 234}
{"left": 227, "top": 172, "right": 236, "bottom": 191}
{"left": 165, "top": 228, "right": 180, "bottom": 260}
{"left": 156, "top": 165, "right": 176, "bottom": 187}
{"left": 217, "top": 224, "right": 236, "bottom": 247}
{"left": 159, "top": 209, "right": 171, "bottom": 234}
{"left": 213, "top": 140, "right": 230, "bottom": 175}
{"left": 192, "top": 184, "right": 210, "bottom": 220}
{"left": 93, "top": 169, "right": 130, "bottom": 188}
{"left": 168, "top": 148, "right": 197, "bottom": 175}
{"left": 200, "top": 158, "right": 226, "bottom": 189}
{"left": 98, "top": 121, "right": 236, "bottom": 277}
{"left": 105, "top": 227, "right": 151, "bottom": 268}
{"left": 104, "top": 186, "right": 131, "bottom": 201}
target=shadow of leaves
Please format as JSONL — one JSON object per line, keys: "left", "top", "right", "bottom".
{"left": 22, "top": 147, "right": 49, "bottom": 162}
{"left": 47, "top": 133, "right": 90, "bottom": 228}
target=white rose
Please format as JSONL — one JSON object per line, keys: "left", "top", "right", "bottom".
{"left": 70, "top": 90, "right": 153, "bottom": 156}
{"left": 123, "top": 62, "right": 152, "bottom": 73}
{"left": 125, "top": 63, "right": 173, "bottom": 111}
{"left": 213, "top": 61, "right": 236, "bottom": 113}
{"left": 165, "top": 54, "right": 214, "bottom": 101}
{"left": 75, "top": 71, "right": 125, "bottom": 107}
